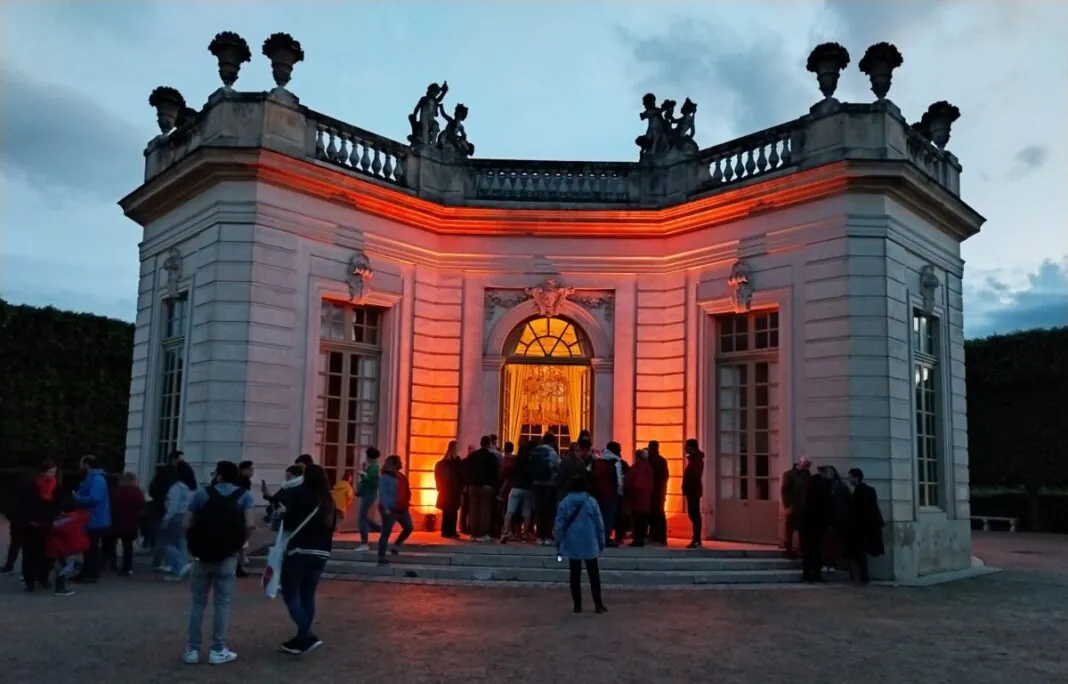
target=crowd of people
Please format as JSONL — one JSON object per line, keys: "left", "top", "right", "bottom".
{"left": 780, "top": 457, "right": 886, "bottom": 584}
{"left": 1, "top": 436, "right": 888, "bottom": 662}
{"left": 428, "top": 432, "right": 707, "bottom": 551}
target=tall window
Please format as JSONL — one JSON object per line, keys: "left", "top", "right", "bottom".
{"left": 716, "top": 310, "right": 780, "bottom": 502}
{"left": 317, "top": 301, "right": 383, "bottom": 485}
{"left": 913, "top": 310, "right": 940, "bottom": 507}
{"left": 156, "top": 294, "right": 188, "bottom": 467}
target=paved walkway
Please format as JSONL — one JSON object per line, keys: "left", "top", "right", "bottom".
{"left": 1, "top": 530, "right": 1065, "bottom": 684}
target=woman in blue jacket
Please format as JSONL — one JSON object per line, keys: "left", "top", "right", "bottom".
{"left": 71, "top": 455, "right": 112, "bottom": 582}
{"left": 554, "top": 474, "right": 607, "bottom": 614}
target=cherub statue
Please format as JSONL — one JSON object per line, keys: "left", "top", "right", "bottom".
{"left": 634, "top": 92, "right": 668, "bottom": 157}
{"left": 671, "top": 98, "right": 698, "bottom": 153}
{"left": 437, "top": 103, "right": 475, "bottom": 158}
{"left": 408, "top": 81, "right": 449, "bottom": 147}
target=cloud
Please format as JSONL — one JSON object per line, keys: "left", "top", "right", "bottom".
{"left": 614, "top": 19, "right": 808, "bottom": 140}
{"left": 0, "top": 66, "right": 148, "bottom": 200}
{"left": 1011, "top": 144, "right": 1050, "bottom": 175}
{"left": 820, "top": 0, "right": 948, "bottom": 48}
{"left": 965, "top": 257, "right": 1068, "bottom": 338}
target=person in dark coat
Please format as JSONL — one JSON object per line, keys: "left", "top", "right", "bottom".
{"left": 463, "top": 436, "right": 500, "bottom": 541}
{"left": 2, "top": 468, "right": 31, "bottom": 575}
{"left": 780, "top": 458, "right": 811, "bottom": 559}
{"left": 625, "top": 449, "right": 654, "bottom": 547}
{"left": 799, "top": 465, "right": 833, "bottom": 583}
{"left": 20, "top": 459, "right": 59, "bottom": 592}
{"left": 681, "top": 439, "right": 705, "bottom": 548}
{"left": 821, "top": 465, "right": 851, "bottom": 572}
{"left": 434, "top": 442, "right": 463, "bottom": 539}
{"left": 846, "top": 468, "right": 885, "bottom": 584}
{"left": 647, "top": 441, "right": 669, "bottom": 545}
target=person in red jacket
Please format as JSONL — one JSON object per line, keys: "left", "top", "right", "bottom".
{"left": 47, "top": 501, "right": 91, "bottom": 596}
{"left": 108, "top": 473, "right": 146, "bottom": 575}
{"left": 682, "top": 439, "right": 706, "bottom": 549}
{"left": 625, "top": 449, "right": 654, "bottom": 547}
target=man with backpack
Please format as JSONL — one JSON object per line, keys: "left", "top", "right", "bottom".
{"left": 182, "top": 460, "right": 255, "bottom": 666}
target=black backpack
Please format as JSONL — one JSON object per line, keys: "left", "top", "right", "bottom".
{"left": 186, "top": 487, "right": 246, "bottom": 563}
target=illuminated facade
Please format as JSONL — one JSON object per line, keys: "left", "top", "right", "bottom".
{"left": 119, "top": 34, "right": 984, "bottom": 580}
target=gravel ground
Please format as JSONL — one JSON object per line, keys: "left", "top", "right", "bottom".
{"left": 0, "top": 531, "right": 1064, "bottom": 684}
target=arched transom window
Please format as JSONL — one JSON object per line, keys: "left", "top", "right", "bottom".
{"left": 508, "top": 317, "right": 588, "bottom": 359}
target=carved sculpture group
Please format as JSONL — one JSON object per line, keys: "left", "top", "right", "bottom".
{"left": 407, "top": 81, "right": 475, "bottom": 158}
{"left": 634, "top": 94, "right": 699, "bottom": 159}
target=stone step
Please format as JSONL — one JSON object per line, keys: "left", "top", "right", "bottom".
{"left": 333, "top": 540, "right": 784, "bottom": 559}
{"left": 248, "top": 557, "right": 799, "bottom": 586}
{"left": 327, "top": 549, "right": 797, "bottom": 572}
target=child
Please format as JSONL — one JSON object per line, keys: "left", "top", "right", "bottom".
{"left": 331, "top": 471, "right": 356, "bottom": 523}
{"left": 47, "top": 498, "right": 90, "bottom": 596}
{"left": 355, "top": 448, "right": 382, "bottom": 551}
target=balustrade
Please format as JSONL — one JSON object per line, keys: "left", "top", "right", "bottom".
{"left": 472, "top": 162, "right": 632, "bottom": 203}
{"left": 308, "top": 113, "right": 408, "bottom": 186}
{"left": 697, "top": 123, "right": 800, "bottom": 192}
{"left": 905, "top": 126, "right": 956, "bottom": 190}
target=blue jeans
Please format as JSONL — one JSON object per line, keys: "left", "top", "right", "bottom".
{"left": 163, "top": 519, "right": 187, "bottom": 574}
{"left": 280, "top": 554, "right": 327, "bottom": 639}
{"left": 358, "top": 495, "right": 381, "bottom": 544}
{"left": 378, "top": 510, "right": 413, "bottom": 558}
{"left": 187, "top": 556, "right": 237, "bottom": 652}
{"left": 598, "top": 497, "right": 619, "bottom": 544}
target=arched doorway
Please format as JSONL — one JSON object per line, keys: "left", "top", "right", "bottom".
{"left": 500, "top": 316, "right": 592, "bottom": 450}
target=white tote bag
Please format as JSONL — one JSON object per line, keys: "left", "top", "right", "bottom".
{"left": 261, "top": 506, "right": 319, "bottom": 599}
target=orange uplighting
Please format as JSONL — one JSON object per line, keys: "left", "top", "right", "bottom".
{"left": 121, "top": 148, "right": 854, "bottom": 239}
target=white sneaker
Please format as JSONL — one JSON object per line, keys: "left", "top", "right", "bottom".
{"left": 208, "top": 648, "right": 237, "bottom": 665}
{"left": 179, "top": 563, "right": 193, "bottom": 579}
{"left": 353, "top": 544, "right": 371, "bottom": 552}
{"left": 182, "top": 649, "right": 199, "bottom": 665}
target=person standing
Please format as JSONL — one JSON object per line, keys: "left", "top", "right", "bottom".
{"left": 46, "top": 499, "right": 90, "bottom": 596}
{"left": 554, "top": 475, "right": 607, "bottom": 614}
{"left": 464, "top": 436, "right": 500, "bottom": 542}
{"left": 331, "top": 472, "right": 356, "bottom": 524}
{"left": 780, "top": 457, "right": 812, "bottom": 559}
{"left": 354, "top": 448, "right": 382, "bottom": 551}
{"left": 109, "top": 473, "right": 146, "bottom": 576}
{"left": 822, "top": 465, "right": 852, "bottom": 572}
{"left": 377, "top": 455, "right": 414, "bottom": 564}
{"left": 590, "top": 442, "right": 624, "bottom": 547}
{"left": 278, "top": 464, "right": 337, "bottom": 656}
{"left": 183, "top": 460, "right": 256, "bottom": 665}
{"left": 502, "top": 443, "right": 535, "bottom": 542}
{"left": 647, "top": 441, "right": 669, "bottom": 545}
{"left": 71, "top": 455, "right": 111, "bottom": 583}
{"left": 845, "top": 468, "right": 885, "bottom": 585}
{"left": 799, "top": 464, "right": 833, "bottom": 583}
{"left": 532, "top": 433, "right": 560, "bottom": 545}
{"left": 625, "top": 449, "right": 654, "bottom": 547}
{"left": 434, "top": 441, "right": 463, "bottom": 539}
{"left": 19, "top": 460, "right": 58, "bottom": 592}
{"left": 163, "top": 461, "right": 198, "bottom": 582}
{"left": 1, "top": 466, "right": 30, "bottom": 576}
{"left": 148, "top": 450, "right": 182, "bottom": 570}
{"left": 681, "top": 439, "right": 705, "bottom": 549}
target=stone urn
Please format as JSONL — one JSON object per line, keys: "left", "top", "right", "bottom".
{"left": 806, "top": 42, "right": 851, "bottom": 100}
{"left": 924, "top": 101, "right": 961, "bottom": 149}
{"left": 859, "top": 42, "right": 904, "bottom": 100}
{"left": 208, "top": 31, "right": 251, "bottom": 88}
{"left": 262, "top": 32, "right": 304, "bottom": 90}
{"left": 148, "top": 86, "right": 186, "bottom": 134}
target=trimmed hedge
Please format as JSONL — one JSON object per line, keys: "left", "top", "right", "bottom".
{"left": 0, "top": 299, "right": 133, "bottom": 473}
{"left": 966, "top": 327, "right": 1068, "bottom": 496}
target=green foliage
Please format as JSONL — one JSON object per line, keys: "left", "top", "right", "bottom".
{"left": 966, "top": 327, "right": 1068, "bottom": 492}
{"left": 0, "top": 299, "right": 133, "bottom": 473}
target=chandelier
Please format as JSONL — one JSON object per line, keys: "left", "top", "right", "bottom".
{"left": 521, "top": 366, "right": 569, "bottom": 425}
